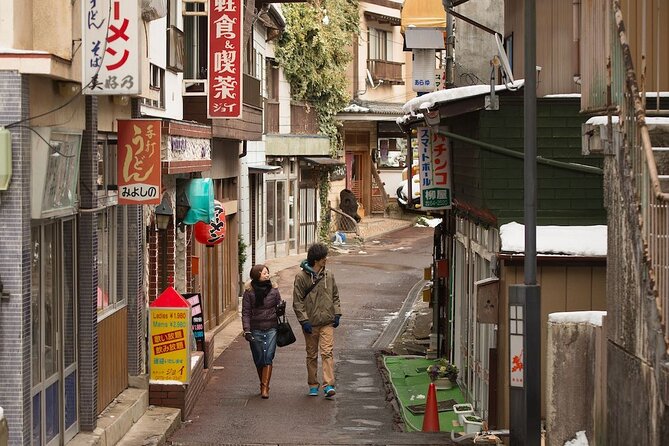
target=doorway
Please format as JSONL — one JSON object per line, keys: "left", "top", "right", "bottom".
{"left": 31, "top": 219, "right": 78, "bottom": 445}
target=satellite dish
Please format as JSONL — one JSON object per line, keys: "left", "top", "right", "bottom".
{"left": 366, "top": 69, "right": 382, "bottom": 89}
{"left": 494, "top": 34, "right": 514, "bottom": 84}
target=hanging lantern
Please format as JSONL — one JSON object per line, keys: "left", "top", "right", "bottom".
{"left": 194, "top": 201, "right": 226, "bottom": 247}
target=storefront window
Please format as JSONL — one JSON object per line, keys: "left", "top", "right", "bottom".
{"left": 377, "top": 137, "right": 407, "bottom": 168}
{"left": 42, "top": 132, "right": 81, "bottom": 214}
{"left": 97, "top": 207, "right": 128, "bottom": 316}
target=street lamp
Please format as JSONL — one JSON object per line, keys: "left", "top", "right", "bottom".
{"left": 155, "top": 194, "right": 173, "bottom": 291}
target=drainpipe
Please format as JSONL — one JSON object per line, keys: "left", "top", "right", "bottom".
{"left": 239, "top": 140, "right": 247, "bottom": 158}
{"left": 572, "top": 0, "right": 581, "bottom": 85}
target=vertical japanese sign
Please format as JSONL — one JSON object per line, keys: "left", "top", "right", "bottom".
{"left": 417, "top": 127, "right": 452, "bottom": 210}
{"left": 510, "top": 304, "right": 524, "bottom": 387}
{"left": 117, "top": 120, "right": 161, "bottom": 204}
{"left": 208, "top": 0, "right": 242, "bottom": 118}
{"left": 82, "top": 0, "right": 140, "bottom": 95}
{"left": 184, "top": 293, "right": 205, "bottom": 343}
{"left": 149, "top": 287, "right": 191, "bottom": 383}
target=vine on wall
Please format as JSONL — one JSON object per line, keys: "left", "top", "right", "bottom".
{"left": 276, "top": 0, "right": 359, "bottom": 241}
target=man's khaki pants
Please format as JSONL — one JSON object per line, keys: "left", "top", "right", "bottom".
{"left": 304, "top": 324, "right": 335, "bottom": 388}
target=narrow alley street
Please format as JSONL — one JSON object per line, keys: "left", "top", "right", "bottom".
{"left": 166, "top": 226, "right": 456, "bottom": 445}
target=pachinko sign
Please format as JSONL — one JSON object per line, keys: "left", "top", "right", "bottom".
{"left": 82, "top": 0, "right": 140, "bottom": 95}
{"left": 117, "top": 120, "right": 161, "bottom": 204}
{"left": 417, "top": 126, "right": 452, "bottom": 210}
{"left": 208, "top": 0, "right": 242, "bottom": 118}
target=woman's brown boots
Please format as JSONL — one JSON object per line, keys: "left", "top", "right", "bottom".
{"left": 260, "top": 365, "right": 272, "bottom": 399}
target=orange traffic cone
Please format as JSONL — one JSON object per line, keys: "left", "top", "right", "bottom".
{"left": 422, "top": 382, "right": 440, "bottom": 432}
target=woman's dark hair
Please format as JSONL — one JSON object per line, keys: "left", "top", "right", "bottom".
{"left": 307, "top": 243, "right": 329, "bottom": 266}
{"left": 249, "top": 264, "right": 268, "bottom": 281}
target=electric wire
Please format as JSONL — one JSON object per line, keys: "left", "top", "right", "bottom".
{"left": 4, "top": 1, "right": 113, "bottom": 129}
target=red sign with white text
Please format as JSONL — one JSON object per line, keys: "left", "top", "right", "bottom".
{"left": 117, "top": 120, "right": 161, "bottom": 204}
{"left": 208, "top": 0, "right": 242, "bottom": 119}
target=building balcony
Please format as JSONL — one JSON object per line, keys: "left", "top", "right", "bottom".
{"left": 367, "top": 59, "right": 404, "bottom": 85}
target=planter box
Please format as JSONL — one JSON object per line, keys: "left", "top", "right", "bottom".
{"left": 463, "top": 415, "right": 483, "bottom": 434}
{"left": 453, "top": 403, "right": 474, "bottom": 425}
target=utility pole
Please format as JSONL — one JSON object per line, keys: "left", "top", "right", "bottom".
{"left": 509, "top": 0, "right": 541, "bottom": 444}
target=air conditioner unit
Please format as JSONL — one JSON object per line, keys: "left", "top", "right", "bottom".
{"left": 141, "top": 0, "right": 167, "bottom": 21}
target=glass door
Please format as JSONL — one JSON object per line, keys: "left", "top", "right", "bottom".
{"left": 31, "top": 219, "right": 78, "bottom": 445}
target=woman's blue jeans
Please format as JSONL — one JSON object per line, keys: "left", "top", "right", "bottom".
{"left": 250, "top": 328, "right": 277, "bottom": 367}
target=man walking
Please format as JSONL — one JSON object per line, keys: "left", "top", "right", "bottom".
{"left": 293, "top": 243, "right": 342, "bottom": 397}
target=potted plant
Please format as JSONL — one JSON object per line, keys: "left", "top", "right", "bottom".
{"left": 453, "top": 403, "right": 474, "bottom": 425}
{"left": 426, "top": 359, "right": 459, "bottom": 390}
{"left": 463, "top": 414, "right": 484, "bottom": 434}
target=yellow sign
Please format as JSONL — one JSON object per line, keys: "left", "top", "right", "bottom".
{"left": 149, "top": 308, "right": 191, "bottom": 383}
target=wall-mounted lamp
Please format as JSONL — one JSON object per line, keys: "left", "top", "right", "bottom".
{"left": 0, "top": 128, "right": 12, "bottom": 191}
{"left": 155, "top": 194, "right": 173, "bottom": 230}
{"left": 175, "top": 179, "right": 192, "bottom": 229}
{"left": 112, "top": 95, "right": 130, "bottom": 106}
{"left": 56, "top": 81, "right": 81, "bottom": 98}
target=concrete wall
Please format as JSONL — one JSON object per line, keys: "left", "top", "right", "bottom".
{"left": 603, "top": 130, "right": 669, "bottom": 445}
{"left": 453, "top": 0, "right": 503, "bottom": 87}
{"left": 545, "top": 312, "right": 606, "bottom": 446}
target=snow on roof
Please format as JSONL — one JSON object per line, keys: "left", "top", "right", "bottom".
{"left": 402, "top": 80, "right": 525, "bottom": 115}
{"left": 500, "top": 221, "right": 607, "bottom": 256}
{"left": 549, "top": 311, "right": 606, "bottom": 327}
{"left": 341, "top": 103, "right": 370, "bottom": 113}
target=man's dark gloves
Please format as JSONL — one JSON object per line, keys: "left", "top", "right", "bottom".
{"left": 244, "top": 332, "right": 254, "bottom": 342}
{"left": 333, "top": 315, "right": 341, "bottom": 328}
{"left": 301, "top": 321, "right": 313, "bottom": 334}
{"left": 276, "top": 301, "right": 286, "bottom": 317}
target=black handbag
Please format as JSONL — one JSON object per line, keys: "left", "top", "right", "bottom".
{"left": 276, "top": 313, "right": 296, "bottom": 347}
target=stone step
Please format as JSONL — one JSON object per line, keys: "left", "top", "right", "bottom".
{"left": 67, "top": 387, "right": 148, "bottom": 446}
{"left": 116, "top": 406, "right": 181, "bottom": 446}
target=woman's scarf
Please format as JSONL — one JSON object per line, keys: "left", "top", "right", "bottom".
{"left": 251, "top": 279, "right": 272, "bottom": 307}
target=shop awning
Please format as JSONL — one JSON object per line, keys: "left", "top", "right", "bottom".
{"left": 303, "top": 157, "right": 344, "bottom": 167}
{"left": 248, "top": 164, "right": 281, "bottom": 173}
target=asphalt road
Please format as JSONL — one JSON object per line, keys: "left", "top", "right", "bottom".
{"left": 167, "top": 225, "right": 456, "bottom": 445}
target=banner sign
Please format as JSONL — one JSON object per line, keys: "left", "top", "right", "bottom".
{"left": 208, "top": 0, "right": 242, "bottom": 118}
{"left": 117, "top": 120, "right": 162, "bottom": 204}
{"left": 149, "top": 287, "right": 191, "bottom": 383}
{"left": 184, "top": 293, "right": 205, "bottom": 342}
{"left": 417, "top": 126, "right": 452, "bottom": 210}
{"left": 82, "top": 0, "right": 140, "bottom": 95}
{"left": 509, "top": 304, "right": 524, "bottom": 387}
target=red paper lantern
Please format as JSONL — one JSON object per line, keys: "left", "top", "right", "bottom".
{"left": 194, "top": 201, "right": 226, "bottom": 246}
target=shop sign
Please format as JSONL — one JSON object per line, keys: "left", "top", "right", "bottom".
{"left": 82, "top": 0, "right": 140, "bottom": 95}
{"left": 509, "top": 304, "right": 524, "bottom": 387}
{"left": 168, "top": 136, "right": 211, "bottom": 161}
{"left": 417, "top": 126, "right": 452, "bottom": 210}
{"left": 183, "top": 293, "right": 205, "bottom": 342}
{"left": 117, "top": 120, "right": 161, "bottom": 205}
{"left": 208, "top": 0, "right": 242, "bottom": 119}
{"left": 149, "top": 287, "right": 191, "bottom": 383}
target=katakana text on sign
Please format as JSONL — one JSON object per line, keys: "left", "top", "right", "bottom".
{"left": 82, "top": 0, "right": 139, "bottom": 95}
{"left": 208, "top": 0, "right": 242, "bottom": 118}
{"left": 417, "top": 127, "right": 452, "bottom": 210}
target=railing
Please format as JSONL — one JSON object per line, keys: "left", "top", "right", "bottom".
{"left": 367, "top": 59, "right": 404, "bottom": 85}
{"left": 290, "top": 102, "right": 320, "bottom": 134}
{"left": 264, "top": 100, "right": 279, "bottom": 133}
{"left": 613, "top": 1, "right": 669, "bottom": 345}
{"left": 329, "top": 207, "right": 360, "bottom": 236}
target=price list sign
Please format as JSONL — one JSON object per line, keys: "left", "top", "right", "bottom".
{"left": 149, "top": 287, "right": 191, "bottom": 383}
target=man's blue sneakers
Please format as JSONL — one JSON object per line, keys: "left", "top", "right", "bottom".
{"left": 324, "top": 385, "right": 336, "bottom": 397}
{"left": 309, "top": 387, "right": 319, "bottom": 396}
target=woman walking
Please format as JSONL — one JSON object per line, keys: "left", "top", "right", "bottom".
{"left": 241, "top": 264, "right": 285, "bottom": 398}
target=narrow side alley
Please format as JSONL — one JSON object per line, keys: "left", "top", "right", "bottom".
{"left": 166, "top": 225, "right": 456, "bottom": 445}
